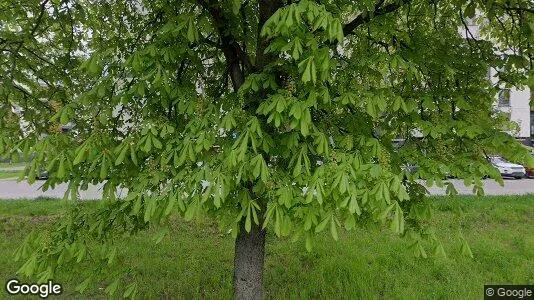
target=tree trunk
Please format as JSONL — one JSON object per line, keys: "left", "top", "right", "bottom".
{"left": 233, "top": 220, "right": 266, "bottom": 300}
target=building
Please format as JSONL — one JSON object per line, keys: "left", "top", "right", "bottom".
{"left": 460, "top": 19, "right": 533, "bottom": 146}
{"left": 490, "top": 73, "right": 532, "bottom": 146}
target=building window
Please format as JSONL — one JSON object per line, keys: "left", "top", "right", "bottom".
{"left": 498, "top": 89, "right": 510, "bottom": 107}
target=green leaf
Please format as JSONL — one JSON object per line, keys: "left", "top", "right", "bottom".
{"left": 115, "top": 144, "right": 128, "bottom": 166}
{"left": 413, "top": 241, "right": 428, "bottom": 258}
{"left": 76, "top": 244, "right": 86, "bottom": 263}
{"left": 104, "top": 278, "right": 120, "bottom": 296}
{"left": 293, "top": 154, "right": 302, "bottom": 177}
{"left": 390, "top": 202, "right": 405, "bottom": 234}
{"left": 330, "top": 216, "right": 338, "bottom": 241}
{"left": 164, "top": 195, "right": 176, "bottom": 216}
{"left": 107, "top": 246, "right": 117, "bottom": 264}
{"left": 310, "top": 58, "right": 317, "bottom": 84}
{"left": 184, "top": 200, "right": 197, "bottom": 221}
{"left": 292, "top": 38, "right": 303, "bottom": 60}
{"left": 276, "top": 97, "right": 285, "bottom": 113}
{"left": 143, "top": 135, "right": 152, "bottom": 152}
{"left": 87, "top": 56, "right": 101, "bottom": 75}
{"left": 379, "top": 203, "right": 395, "bottom": 221}
{"left": 231, "top": 0, "right": 241, "bottom": 15}
{"left": 57, "top": 157, "right": 66, "bottom": 179}
{"left": 312, "top": 13, "right": 327, "bottom": 31}
{"left": 123, "top": 283, "right": 138, "bottom": 298}
{"left": 465, "top": 1, "right": 476, "bottom": 18}
{"left": 348, "top": 195, "right": 361, "bottom": 215}
{"left": 285, "top": 5, "right": 295, "bottom": 28}
{"left": 370, "top": 164, "right": 381, "bottom": 178}
{"left": 143, "top": 200, "right": 151, "bottom": 222}
{"left": 262, "top": 204, "right": 275, "bottom": 229}
{"left": 245, "top": 206, "right": 252, "bottom": 232}
{"left": 300, "top": 58, "right": 317, "bottom": 84}
{"left": 445, "top": 182, "right": 458, "bottom": 196}
{"left": 73, "top": 146, "right": 87, "bottom": 165}
{"left": 344, "top": 214, "right": 356, "bottom": 230}
{"left": 335, "top": 19, "right": 344, "bottom": 42}
{"left": 301, "top": 58, "right": 312, "bottom": 83}
{"left": 433, "top": 242, "right": 447, "bottom": 258}
{"left": 152, "top": 135, "right": 163, "bottom": 149}
{"left": 100, "top": 156, "right": 108, "bottom": 180}
{"left": 186, "top": 17, "right": 199, "bottom": 42}
{"left": 460, "top": 236, "right": 474, "bottom": 258}
{"left": 130, "top": 145, "right": 138, "bottom": 166}
{"left": 252, "top": 154, "right": 262, "bottom": 179}
{"left": 132, "top": 197, "right": 142, "bottom": 215}
{"left": 153, "top": 229, "right": 167, "bottom": 244}
{"left": 305, "top": 232, "right": 313, "bottom": 252}
{"left": 315, "top": 215, "right": 330, "bottom": 233}
{"left": 75, "top": 276, "right": 92, "bottom": 293}
{"left": 251, "top": 202, "right": 259, "bottom": 225}
{"left": 60, "top": 108, "right": 69, "bottom": 124}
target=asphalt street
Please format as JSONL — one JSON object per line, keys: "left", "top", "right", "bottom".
{"left": 0, "top": 178, "right": 533, "bottom": 199}
{"left": 0, "top": 180, "right": 125, "bottom": 199}
{"left": 425, "top": 178, "right": 534, "bottom": 196}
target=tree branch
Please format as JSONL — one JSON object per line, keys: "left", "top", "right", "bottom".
{"left": 343, "top": 0, "right": 412, "bottom": 36}
{"left": 256, "top": 0, "right": 284, "bottom": 69}
{"left": 495, "top": 4, "right": 534, "bottom": 15}
{"left": 197, "top": 0, "right": 251, "bottom": 90}
{"left": 30, "top": 0, "right": 50, "bottom": 37}
{"left": 22, "top": 45, "right": 55, "bottom": 66}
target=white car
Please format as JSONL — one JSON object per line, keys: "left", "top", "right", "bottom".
{"left": 490, "top": 156, "right": 526, "bottom": 179}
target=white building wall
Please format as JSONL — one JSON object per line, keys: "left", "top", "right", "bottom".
{"left": 491, "top": 88, "right": 532, "bottom": 140}
{"left": 460, "top": 19, "right": 532, "bottom": 143}
{"left": 489, "top": 67, "right": 532, "bottom": 140}
{"left": 509, "top": 87, "right": 531, "bottom": 139}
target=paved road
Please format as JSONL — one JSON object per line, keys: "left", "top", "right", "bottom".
{"left": 0, "top": 180, "right": 125, "bottom": 199}
{"left": 0, "top": 178, "right": 533, "bottom": 199}
{"left": 426, "top": 178, "right": 534, "bottom": 195}
{"left": 0, "top": 166, "right": 25, "bottom": 171}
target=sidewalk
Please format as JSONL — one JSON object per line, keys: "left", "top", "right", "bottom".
{"left": 0, "top": 180, "right": 126, "bottom": 199}
{"left": 0, "top": 178, "right": 533, "bottom": 200}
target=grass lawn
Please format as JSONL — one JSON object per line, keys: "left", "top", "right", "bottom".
{"left": 0, "top": 196, "right": 532, "bottom": 299}
{"left": 0, "top": 170, "right": 24, "bottom": 180}
{"left": 0, "top": 162, "right": 27, "bottom": 169}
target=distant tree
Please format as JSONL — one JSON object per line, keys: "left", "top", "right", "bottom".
{"left": 1, "top": 0, "right": 533, "bottom": 298}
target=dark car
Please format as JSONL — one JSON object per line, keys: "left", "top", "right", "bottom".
{"left": 36, "top": 168, "right": 49, "bottom": 180}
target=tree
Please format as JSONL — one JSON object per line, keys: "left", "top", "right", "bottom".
{"left": 1, "top": 0, "right": 533, "bottom": 298}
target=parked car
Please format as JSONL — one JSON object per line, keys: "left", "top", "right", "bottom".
{"left": 489, "top": 156, "right": 526, "bottom": 179}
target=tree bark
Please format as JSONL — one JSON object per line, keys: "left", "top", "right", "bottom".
{"left": 233, "top": 219, "right": 266, "bottom": 300}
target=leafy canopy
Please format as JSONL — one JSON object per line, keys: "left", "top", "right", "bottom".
{"left": 1, "top": 0, "right": 533, "bottom": 296}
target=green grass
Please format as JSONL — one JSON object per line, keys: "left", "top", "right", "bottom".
{"left": 0, "top": 196, "right": 532, "bottom": 299}
{"left": 0, "top": 170, "right": 24, "bottom": 180}
{"left": 0, "top": 162, "right": 26, "bottom": 179}
{"left": 0, "top": 162, "right": 27, "bottom": 169}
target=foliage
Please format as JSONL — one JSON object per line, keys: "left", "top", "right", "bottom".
{"left": 1, "top": 0, "right": 533, "bottom": 297}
